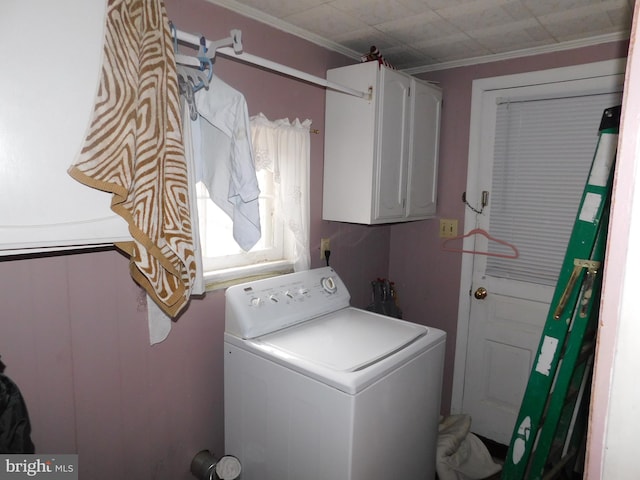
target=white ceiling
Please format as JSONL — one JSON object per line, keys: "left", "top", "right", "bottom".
{"left": 207, "top": 0, "right": 635, "bottom": 73}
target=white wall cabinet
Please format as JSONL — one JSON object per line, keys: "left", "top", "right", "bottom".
{"left": 322, "top": 62, "right": 442, "bottom": 224}
{"left": 0, "top": 0, "right": 131, "bottom": 256}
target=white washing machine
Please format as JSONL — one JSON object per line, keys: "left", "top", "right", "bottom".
{"left": 224, "top": 267, "right": 446, "bottom": 480}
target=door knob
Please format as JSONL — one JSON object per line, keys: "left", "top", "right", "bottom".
{"left": 474, "top": 287, "right": 488, "bottom": 300}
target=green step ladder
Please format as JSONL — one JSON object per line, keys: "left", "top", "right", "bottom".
{"left": 501, "top": 105, "right": 621, "bottom": 480}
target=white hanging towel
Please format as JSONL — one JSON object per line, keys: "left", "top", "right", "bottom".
{"left": 182, "top": 99, "right": 205, "bottom": 296}
{"left": 194, "top": 74, "right": 261, "bottom": 251}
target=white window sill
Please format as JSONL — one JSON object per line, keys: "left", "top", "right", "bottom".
{"left": 202, "top": 260, "right": 294, "bottom": 292}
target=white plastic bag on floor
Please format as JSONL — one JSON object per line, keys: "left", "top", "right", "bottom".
{"left": 436, "top": 415, "right": 502, "bottom": 480}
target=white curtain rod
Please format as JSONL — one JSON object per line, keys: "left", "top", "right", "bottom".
{"left": 174, "top": 28, "right": 371, "bottom": 100}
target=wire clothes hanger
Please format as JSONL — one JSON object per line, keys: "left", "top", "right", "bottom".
{"left": 170, "top": 22, "right": 218, "bottom": 119}
{"left": 441, "top": 227, "right": 519, "bottom": 259}
{"left": 171, "top": 24, "right": 213, "bottom": 89}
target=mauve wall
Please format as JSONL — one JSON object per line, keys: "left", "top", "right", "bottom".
{"left": 389, "top": 40, "right": 629, "bottom": 418}
{"left": 0, "top": 2, "right": 389, "bottom": 479}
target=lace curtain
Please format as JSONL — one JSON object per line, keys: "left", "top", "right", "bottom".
{"left": 250, "top": 113, "right": 311, "bottom": 271}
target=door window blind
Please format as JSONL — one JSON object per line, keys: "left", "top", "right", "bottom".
{"left": 486, "top": 91, "right": 621, "bottom": 285}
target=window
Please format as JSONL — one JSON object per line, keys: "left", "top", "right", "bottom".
{"left": 196, "top": 168, "right": 289, "bottom": 271}
{"left": 196, "top": 114, "right": 311, "bottom": 287}
{"left": 487, "top": 90, "right": 622, "bottom": 285}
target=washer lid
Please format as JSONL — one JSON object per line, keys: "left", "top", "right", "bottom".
{"left": 254, "top": 307, "right": 427, "bottom": 372}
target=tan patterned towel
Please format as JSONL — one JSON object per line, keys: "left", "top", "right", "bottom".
{"left": 69, "top": 0, "right": 196, "bottom": 317}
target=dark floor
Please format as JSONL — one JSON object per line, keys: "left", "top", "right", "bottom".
{"left": 475, "top": 435, "right": 586, "bottom": 480}
{"left": 476, "top": 435, "right": 508, "bottom": 480}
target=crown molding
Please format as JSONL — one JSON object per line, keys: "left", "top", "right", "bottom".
{"left": 405, "top": 32, "right": 630, "bottom": 74}
{"left": 204, "top": 0, "right": 629, "bottom": 74}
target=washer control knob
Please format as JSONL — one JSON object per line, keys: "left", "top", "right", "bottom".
{"left": 321, "top": 276, "right": 337, "bottom": 294}
{"left": 250, "top": 297, "right": 262, "bottom": 307}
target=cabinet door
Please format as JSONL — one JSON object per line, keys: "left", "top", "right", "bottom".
{"left": 374, "top": 68, "right": 411, "bottom": 221}
{"left": 323, "top": 62, "right": 378, "bottom": 224}
{"left": 0, "top": 0, "right": 130, "bottom": 255}
{"left": 406, "top": 80, "right": 442, "bottom": 218}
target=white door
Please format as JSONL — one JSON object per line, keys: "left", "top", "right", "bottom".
{"left": 452, "top": 62, "right": 625, "bottom": 445}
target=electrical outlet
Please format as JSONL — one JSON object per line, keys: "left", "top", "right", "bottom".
{"left": 320, "top": 238, "right": 330, "bottom": 260}
{"left": 439, "top": 219, "right": 458, "bottom": 238}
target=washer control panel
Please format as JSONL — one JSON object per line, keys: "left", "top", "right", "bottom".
{"left": 225, "top": 267, "right": 350, "bottom": 339}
